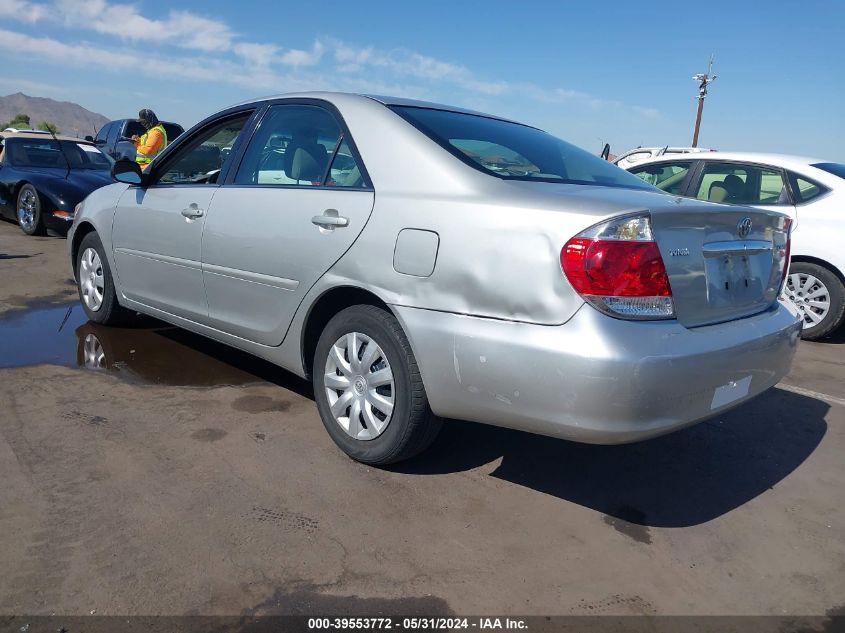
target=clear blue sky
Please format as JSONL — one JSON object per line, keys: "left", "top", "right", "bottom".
{"left": 1, "top": 0, "right": 842, "bottom": 158}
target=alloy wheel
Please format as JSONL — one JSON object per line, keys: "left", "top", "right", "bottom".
{"left": 17, "top": 188, "right": 37, "bottom": 232}
{"left": 323, "top": 331, "right": 395, "bottom": 440}
{"left": 83, "top": 333, "right": 106, "bottom": 369}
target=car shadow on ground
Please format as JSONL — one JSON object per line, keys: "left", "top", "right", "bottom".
{"left": 391, "top": 389, "right": 828, "bottom": 528}
{"left": 9, "top": 305, "right": 828, "bottom": 529}
{"left": 816, "top": 328, "right": 845, "bottom": 345}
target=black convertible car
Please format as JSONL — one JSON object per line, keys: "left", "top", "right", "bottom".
{"left": 0, "top": 131, "right": 114, "bottom": 236}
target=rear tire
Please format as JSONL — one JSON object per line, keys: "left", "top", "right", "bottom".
{"left": 785, "top": 262, "right": 845, "bottom": 340}
{"left": 76, "top": 232, "right": 131, "bottom": 326}
{"left": 313, "top": 304, "right": 442, "bottom": 465}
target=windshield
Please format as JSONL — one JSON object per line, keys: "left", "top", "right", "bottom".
{"left": 812, "top": 162, "right": 845, "bottom": 180}
{"left": 6, "top": 139, "right": 113, "bottom": 170}
{"left": 391, "top": 106, "right": 656, "bottom": 190}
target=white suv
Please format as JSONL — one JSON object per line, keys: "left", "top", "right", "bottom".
{"left": 626, "top": 152, "right": 845, "bottom": 339}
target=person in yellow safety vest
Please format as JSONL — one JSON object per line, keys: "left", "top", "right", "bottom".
{"left": 131, "top": 109, "right": 168, "bottom": 171}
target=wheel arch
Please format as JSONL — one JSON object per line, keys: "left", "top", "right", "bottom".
{"left": 70, "top": 221, "right": 98, "bottom": 279}
{"left": 300, "top": 285, "right": 396, "bottom": 379}
{"left": 790, "top": 255, "right": 845, "bottom": 286}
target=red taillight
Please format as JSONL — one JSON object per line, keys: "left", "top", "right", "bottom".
{"left": 779, "top": 217, "right": 793, "bottom": 289}
{"left": 561, "top": 238, "right": 671, "bottom": 297}
{"left": 561, "top": 213, "right": 674, "bottom": 320}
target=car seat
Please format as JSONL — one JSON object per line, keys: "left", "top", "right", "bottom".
{"left": 708, "top": 182, "right": 730, "bottom": 203}
{"left": 284, "top": 133, "right": 328, "bottom": 183}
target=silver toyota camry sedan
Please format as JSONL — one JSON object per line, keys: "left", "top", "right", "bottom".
{"left": 68, "top": 92, "right": 802, "bottom": 464}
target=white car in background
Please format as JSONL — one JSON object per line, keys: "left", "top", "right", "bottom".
{"left": 626, "top": 152, "right": 845, "bottom": 339}
{"left": 613, "top": 146, "right": 713, "bottom": 169}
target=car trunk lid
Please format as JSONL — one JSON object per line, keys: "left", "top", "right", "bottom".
{"left": 649, "top": 203, "right": 790, "bottom": 328}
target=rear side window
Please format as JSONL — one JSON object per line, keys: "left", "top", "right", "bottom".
{"left": 391, "top": 106, "right": 654, "bottom": 190}
{"left": 789, "top": 172, "right": 828, "bottom": 203}
{"left": 235, "top": 104, "right": 367, "bottom": 188}
{"left": 694, "top": 162, "right": 789, "bottom": 205}
{"left": 629, "top": 162, "right": 692, "bottom": 194}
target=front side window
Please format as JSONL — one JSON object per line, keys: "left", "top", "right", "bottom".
{"left": 391, "top": 106, "right": 654, "bottom": 190}
{"left": 156, "top": 113, "right": 251, "bottom": 185}
{"left": 694, "top": 162, "right": 789, "bottom": 205}
{"left": 629, "top": 162, "right": 692, "bottom": 194}
{"left": 94, "top": 122, "right": 111, "bottom": 144}
{"left": 235, "top": 104, "right": 365, "bottom": 188}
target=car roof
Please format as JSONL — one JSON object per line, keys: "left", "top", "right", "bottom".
{"left": 633, "top": 151, "right": 831, "bottom": 169}
{"left": 228, "top": 91, "right": 520, "bottom": 124}
{"left": 0, "top": 130, "right": 94, "bottom": 143}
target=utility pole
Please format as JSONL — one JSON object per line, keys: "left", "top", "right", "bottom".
{"left": 691, "top": 55, "right": 716, "bottom": 147}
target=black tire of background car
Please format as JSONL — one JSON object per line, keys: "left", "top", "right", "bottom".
{"left": 313, "top": 304, "right": 443, "bottom": 465}
{"left": 76, "top": 232, "right": 132, "bottom": 326}
{"left": 793, "top": 262, "right": 845, "bottom": 341}
{"left": 16, "top": 184, "right": 46, "bottom": 236}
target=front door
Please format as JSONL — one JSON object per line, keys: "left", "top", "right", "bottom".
{"left": 201, "top": 103, "right": 375, "bottom": 345}
{"left": 111, "top": 112, "right": 253, "bottom": 321}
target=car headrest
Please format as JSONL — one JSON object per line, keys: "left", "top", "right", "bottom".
{"left": 285, "top": 141, "right": 327, "bottom": 182}
{"left": 708, "top": 182, "right": 729, "bottom": 203}
{"left": 723, "top": 174, "right": 744, "bottom": 196}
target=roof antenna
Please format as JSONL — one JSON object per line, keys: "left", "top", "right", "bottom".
{"left": 47, "top": 126, "right": 72, "bottom": 179}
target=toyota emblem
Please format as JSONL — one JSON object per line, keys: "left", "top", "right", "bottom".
{"left": 737, "top": 217, "right": 753, "bottom": 238}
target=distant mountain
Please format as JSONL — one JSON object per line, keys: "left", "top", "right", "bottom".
{"left": 0, "top": 92, "right": 109, "bottom": 137}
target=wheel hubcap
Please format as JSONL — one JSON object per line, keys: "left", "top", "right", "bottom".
{"left": 324, "top": 331, "right": 395, "bottom": 440}
{"left": 79, "top": 247, "right": 105, "bottom": 312}
{"left": 83, "top": 333, "right": 106, "bottom": 369}
{"left": 785, "top": 272, "right": 830, "bottom": 329}
{"left": 17, "top": 189, "right": 36, "bottom": 231}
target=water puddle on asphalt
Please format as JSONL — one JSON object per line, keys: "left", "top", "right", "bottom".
{"left": 0, "top": 301, "right": 280, "bottom": 387}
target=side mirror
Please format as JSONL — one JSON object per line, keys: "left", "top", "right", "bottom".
{"left": 84, "top": 135, "right": 94, "bottom": 142}
{"left": 600, "top": 143, "right": 611, "bottom": 161}
{"left": 112, "top": 158, "right": 144, "bottom": 185}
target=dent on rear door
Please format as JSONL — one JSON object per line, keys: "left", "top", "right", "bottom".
{"left": 201, "top": 187, "right": 375, "bottom": 346}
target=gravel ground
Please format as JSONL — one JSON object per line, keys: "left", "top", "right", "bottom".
{"left": 0, "top": 219, "right": 843, "bottom": 618}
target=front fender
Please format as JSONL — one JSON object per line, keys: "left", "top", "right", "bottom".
{"left": 68, "top": 182, "right": 129, "bottom": 280}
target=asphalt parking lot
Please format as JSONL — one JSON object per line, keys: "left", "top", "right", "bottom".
{"left": 0, "top": 220, "right": 843, "bottom": 618}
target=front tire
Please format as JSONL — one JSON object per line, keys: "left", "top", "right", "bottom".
{"left": 784, "top": 262, "right": 845, "bottom": 340}
{"left": 76, "top": 232, "right": 130, "bottom": 325}
{"left": 17, "top": 184, "right": 46, "bottom": 236}
{"left": 313, "top": 305, "right": 442, "bottom": 465}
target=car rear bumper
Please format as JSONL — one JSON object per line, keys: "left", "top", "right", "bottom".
{"left": 393, "top": 301, "right": 803, "bottom": 444}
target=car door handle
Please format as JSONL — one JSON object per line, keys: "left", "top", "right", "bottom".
{"left": 311, "top": 212, "right": 349, "bottom": 228}
{"left": 182, "top": 204, "right": 204, "bottom": 219}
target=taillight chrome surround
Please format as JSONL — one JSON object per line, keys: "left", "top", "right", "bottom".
{"left": 561, "top": 213, "right": 675, "bottom": 320}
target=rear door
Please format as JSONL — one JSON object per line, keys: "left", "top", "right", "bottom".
{"left": 111, "top": 110, "right": 254, "bottom": 321}
{"left": 201, "top": 101, "right": 375, "bottom": 345}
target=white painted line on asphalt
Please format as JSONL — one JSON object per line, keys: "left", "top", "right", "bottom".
{"left": 777, "top": 383, "right": 845, "bottom": 408}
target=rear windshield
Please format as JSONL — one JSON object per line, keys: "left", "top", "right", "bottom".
{"left": 812, "top": 162, "right": 845, "bottom": 180}
{"left": 6, "top": 139, "right": 112, "bottom": 170}
{"left": 391, "top": 106, "right": 655, "bottom": 190}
